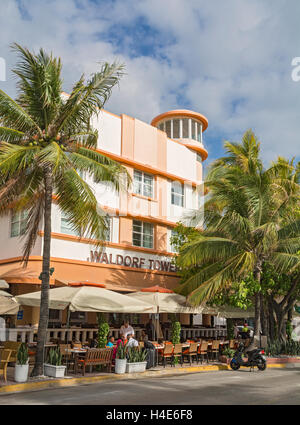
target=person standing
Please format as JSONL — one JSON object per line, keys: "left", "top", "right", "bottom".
{"left": 120, "top": 321, "right": 134, "bottom": 339}
{"left": 234, "top": 322, "right": 239, "bottom": 339}
{"left": 145, "top": 318, "right": 155, "bottom": 340}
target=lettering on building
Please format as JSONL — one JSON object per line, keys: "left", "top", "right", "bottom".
{"left": 89, "top": 251, "right": 177, "bottom": 272}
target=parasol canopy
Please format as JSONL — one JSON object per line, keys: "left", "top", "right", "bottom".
{"left": 0, "top": 295, "right": 19, "bottom": 315}
{"left": 128, "top": 286, "right": 204, "bottom": 314}
{"left": 15, "top": 284, "right": 155, "bottom": 313}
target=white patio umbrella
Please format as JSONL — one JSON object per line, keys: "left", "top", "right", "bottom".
{"left": 0, "top": 280, "right": 9, "bottom": 289}
{"left": 215, "top": 305, "right": 255, "bottom": 319}
{"left": 0, "top": 295, "right": 19, "bottom": 315}
{"left": 15, "top": 284, "right": 155, "bottom": 313}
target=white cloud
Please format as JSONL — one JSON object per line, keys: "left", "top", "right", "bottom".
{"left": 0, "top": 0, "right": 299, "bottom": 164}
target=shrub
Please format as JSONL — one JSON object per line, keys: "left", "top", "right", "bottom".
{"left": 266, "top": 339, "right": 300, "bottom": 357}
{"left": 17, "top": 343, "right": 28, "bottom": 365}
{"left": 47, "top": 347, "right": 62, "bottom": 366}
{"left": 127, "top": 347, "right": 147, "bottom": 363}
{"left": 116, "top": 342, "right": 128, "bottom": 360}
{"left": 222, "top": 347, "right": 235, "bottom": 358}
{"left": 97, "top": 313, "right": 110, "bottom": 348}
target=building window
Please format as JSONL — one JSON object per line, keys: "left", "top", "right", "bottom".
{"left": 104, "top": 216, "right": 112, "bottom": 242}
{"left": 196, "top": 153, "right": 202, "bottom": 163}
{"left": 173, "top": 119, "right": 180, "bottom": 138}
{"left": 49, "top": 309, "right": 62, "bottom": 322}
{"left": 165, "top": 120, "right": 171, "bottom": 138}
{"left": 69, "top": 311, "right": 86, "bottom": 323}
{"left": 182, "top": 118, "right": 189, "bottom": 138}
{"left": 132, "top": 220, "right": 154, "bottom": 249}
{"left": 10, "top": 210, "right": 28, "bottom": 237}
{"left": 133, "top": 170, "right": 154, "bottom": 198}
{"left": 61, "top": 212, "right": 80, "bottom": 236}
{"left": 170, "top": 229, "right": 179, "bottom": 253}
{"left": 171, "top": 181, "right": 184, "bottom": 207}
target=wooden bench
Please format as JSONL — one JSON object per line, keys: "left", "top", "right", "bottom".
{"left": 75, "top": 348, "right": 113, "bottom": 375}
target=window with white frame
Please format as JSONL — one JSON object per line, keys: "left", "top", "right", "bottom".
{"left": 133, "top": 170, "right": 154, "bottom": 198}
{"left": 10, "top": 210, "right": 28, "bottom": 237}
{"left": 104, "top": 216, "right": 112, "bottom": 242}
{"left": 170, "top": 229, "right": 179, "bottom": 253}
{"left": 132, "top": 220, "right": 154, "bottom": 249}
{"left": 171, "top": 181, "right": 184, "bottom": 207}
{"left": 60, "top": 211, "right": 80, "bottom": 236}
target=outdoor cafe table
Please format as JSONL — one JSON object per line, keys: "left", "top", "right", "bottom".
{"left": 64, "top": 348, "right": 87, "bottom": 374}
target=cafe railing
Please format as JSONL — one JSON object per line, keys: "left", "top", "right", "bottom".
{"left": 1, "top": 326, "right": 226, "bottom": 343}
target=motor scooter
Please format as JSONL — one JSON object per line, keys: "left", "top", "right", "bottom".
{"left": 230, "top": 342, "right": 267, "bottom": 371}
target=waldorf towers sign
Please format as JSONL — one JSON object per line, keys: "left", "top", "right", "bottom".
{"left": 88, "top": 250, "right": 177, "bottom": 273}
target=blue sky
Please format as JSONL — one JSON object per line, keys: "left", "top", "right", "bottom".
{"left": 1, "top": 0, "right": 300, "bottom": 171}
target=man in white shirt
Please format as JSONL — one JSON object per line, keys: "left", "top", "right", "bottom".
{"left": 127, "top": 333, "right": 139, "bottom": 348}
{"left": 120, "top": 321, "right": 134, "bottom": 339}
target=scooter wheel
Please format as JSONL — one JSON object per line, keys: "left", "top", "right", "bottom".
{"left": 257, "top": 360, "right": 267, "bottom": 371}
{"left": 230, "top": 359, "right": 240, "bottom": 370}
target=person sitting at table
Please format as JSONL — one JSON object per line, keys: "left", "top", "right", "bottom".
{"left": 127, "top": 333, "right": 139, "bottom": 348}
{"left": 120, "top": 321, "right": 134, "bottom": 339}
{"left": 106, "top": 335, "right": 115, "bottom": 348}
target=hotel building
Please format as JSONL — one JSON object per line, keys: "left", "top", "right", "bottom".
{"left": 0, "top": 108, "right": 210, "bottom": 331}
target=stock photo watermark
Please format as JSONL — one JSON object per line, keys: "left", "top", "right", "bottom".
{"left": 291, "top": 57, "right": 300, "bottom": 82}
{"left": 0, "top": 57, "right": 6, "bottom": 81}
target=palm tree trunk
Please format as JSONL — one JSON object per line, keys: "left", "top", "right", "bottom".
{"left": 31, "top": 166, "right": 53, "bottom": 376}
{"left": 253, "top": 264, "right": 262, "bottom": 347}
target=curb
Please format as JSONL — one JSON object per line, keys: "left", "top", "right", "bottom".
{"left": 0, "top": 362, "right": 293, "bottom": 395}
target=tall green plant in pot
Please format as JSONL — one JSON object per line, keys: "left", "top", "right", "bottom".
{"left": 171, "top": 321, "right": 181, "bottom": 365}
{"left": 97, "top": 313, "right": 110, "bottom": 348}
{"left": 44, "top": 347, "right": 66, "bottom": 378}
{"left": 14, "top": 343, "right": 29, "bottom": 383}
{"left": 115, "top": 342, "right": 128, "bottom": 374}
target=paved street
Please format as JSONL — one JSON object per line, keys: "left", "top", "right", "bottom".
{"left": 1, "top": 368, "right": 300, "bottom": 405}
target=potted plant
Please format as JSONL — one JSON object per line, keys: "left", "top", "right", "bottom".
{"left": 115, "top": 343, "right": 127, "bottom": 374}
{"left": 219, "top": 347, "right": 235, "bottom": 364}
{"left": 126, "top": 347, "right": 148, "bottom": 373}
{"left": 44, "top": 347, "right": 66, "bottom": 378}
{"left": 14, "top": 343, "right": 29, "bottom": 383}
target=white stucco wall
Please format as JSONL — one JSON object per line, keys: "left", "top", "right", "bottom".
{"left": 0, "top": 215, "right": 42, "bottom": 260}
{"left": 91, "top": 110, "right": 121, "bottom": 156}
{"left": 166, "top": 139, "right": 197, "bottom": 182}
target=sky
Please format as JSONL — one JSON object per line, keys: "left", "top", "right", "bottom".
{"left": 0, "top": 0, "right": 300, "bottom": 171}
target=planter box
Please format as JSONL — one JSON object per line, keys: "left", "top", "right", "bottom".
{"left": 14, "top": 363, "right": 29, "bottom": 383}
{"left": 126, "top": 362, "right": 147, "bottom": 373}
{"left": 219, "top": 356, "right": 231, "bottom": 365}
{"left": 44, "top": 363, "right": 66, "bottom": 378}
{"left": 115, "top": 358, "right": 127, "bottom": 374}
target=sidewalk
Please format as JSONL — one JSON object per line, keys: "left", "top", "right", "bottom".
{"left": 0, "top": 360, "right": 295, "bottom": 395}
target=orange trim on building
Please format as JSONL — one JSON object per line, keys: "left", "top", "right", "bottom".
{"left": 37, "top": 231, "right": 176, "bottom": 257}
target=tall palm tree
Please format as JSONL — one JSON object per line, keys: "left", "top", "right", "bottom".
{"left": 0, "top": 44, "right": 130, "bottom": 376}
{"left": 176, "top": 131, "right": 300, "bottom": 344}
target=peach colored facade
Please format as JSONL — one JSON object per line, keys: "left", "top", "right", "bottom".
{"left": 0, "top": 108, "right": 208, "bottom": 326}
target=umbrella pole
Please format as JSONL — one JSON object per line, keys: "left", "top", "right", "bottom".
{"left": 66, "top": 306, "right": 70, "bottom": 375}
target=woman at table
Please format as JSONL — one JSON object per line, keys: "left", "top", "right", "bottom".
{"left": 106, "top": 336, "right": 115, "bottom": 348}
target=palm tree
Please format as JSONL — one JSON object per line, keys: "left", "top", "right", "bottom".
{"left": 176, "top": 131, "right": 300, "bottom": 344}
{"left": 0, "top": 44, "right": 130, "bottom": 376}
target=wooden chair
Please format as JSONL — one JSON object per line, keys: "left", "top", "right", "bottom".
{"left": 172, "top": 344, "right": 183, "bottom": 366}
{"left": 58, "top": 344, "right": 75, "bottom": 371}
{"left": 0, "top": 349, "right": 12, "bottom": 382}
{"left": 198, "top": 341, "right": 209, "bottom": 364}
{"left": 209, "top": 340, "right": 220, "bottom": 361}
{"left": 229, "top": 339, "right": 236, "bottom": 350}
{"left": 183, "top": 343, "right": 198, "bottom": 365}
{"left": 3, "top": 341, "right": 22, "bottom": 363}
{"left": 159, "top": 344, "right": 174, "bottom": 368}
